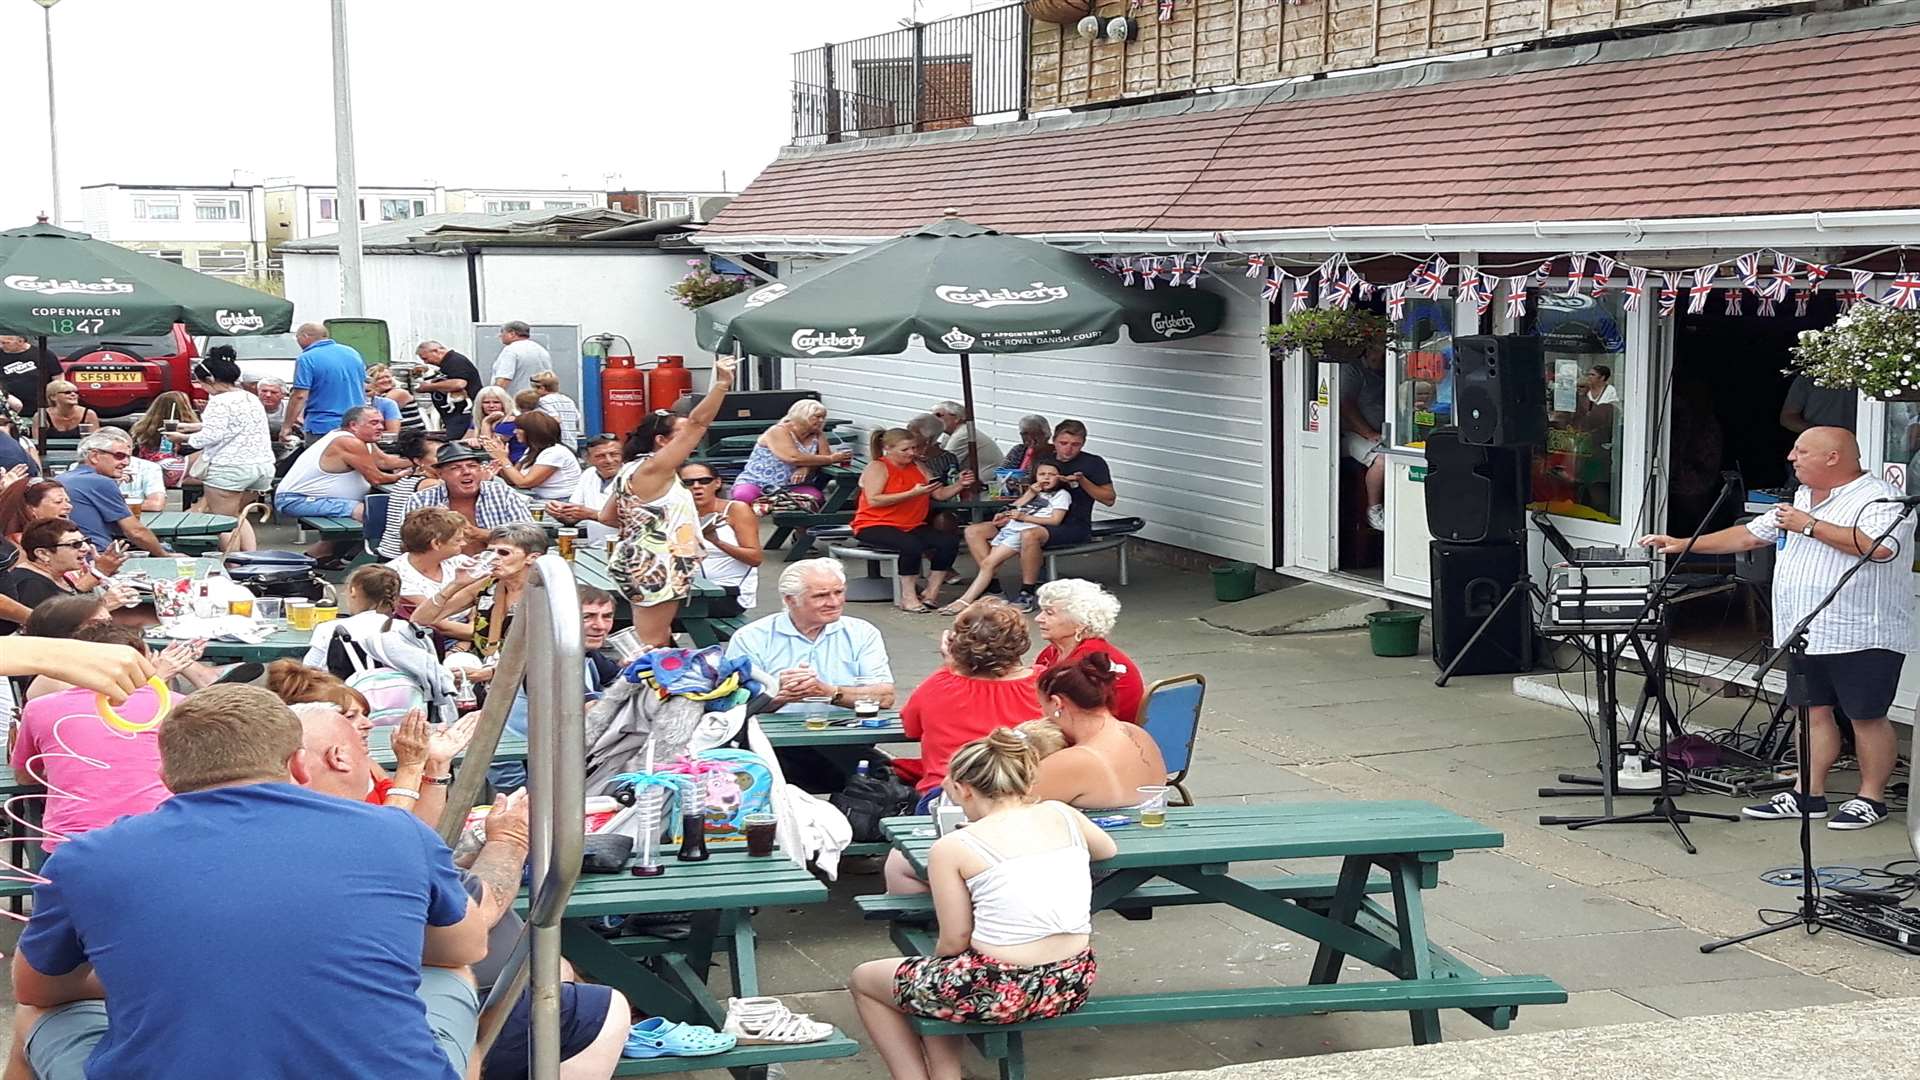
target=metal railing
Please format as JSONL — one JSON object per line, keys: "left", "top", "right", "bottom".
{"left": 791, "top": 2, "right": 1028, "bottom": 144}
{"left": 437, "top": 553, "right": 586, "bottom": 1078}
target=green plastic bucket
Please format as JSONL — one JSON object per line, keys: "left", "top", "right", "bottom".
{"left": 1211, "top": 562, "right": 1256, "bottom": 603}
{"left": 1367, "top": 610, "right": 1424, "bottom": 657}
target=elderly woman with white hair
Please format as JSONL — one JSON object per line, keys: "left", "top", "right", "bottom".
{"left": 730, "top": 398, "right": 852, "bottom": 511}
{"left": 1032, "top": 578, "right": 1146, "bottom": 724}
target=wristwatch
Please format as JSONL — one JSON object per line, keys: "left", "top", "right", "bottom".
{"left": 1802, "top": 520, "right": 1817, "bottom": 537}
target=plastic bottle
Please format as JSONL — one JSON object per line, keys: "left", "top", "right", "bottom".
{"left": 853, "top": 759, "right": 870, "bottom": 779}
{"left": 676, "top": 811, "right": 710, "bottom": 862}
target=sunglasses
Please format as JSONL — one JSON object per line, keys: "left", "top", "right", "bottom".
{"left": 684, "top": 475, "right": 720, "bottom": 485}
{"left": 92, "top": 450, "right": 131, "bottom": 461}
{"left": 52, "top": 539, "right": 92, "bottom": 551}
{"left": 486, "top": 546, "right": 519, "bottom": 558}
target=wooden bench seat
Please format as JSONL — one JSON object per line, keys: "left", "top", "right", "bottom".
{"left": 609, "top": 1030, "right": 861, "bottom": 1076}
{"left": 296, "top": 515, "right": 364, "bottom": 542}
{"left": 855, "top": 872, "right": 1390, "bottom": 923}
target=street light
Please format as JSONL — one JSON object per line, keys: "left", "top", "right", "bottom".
{"left": 31, "top": 0, "right": 61, "bottom": 226}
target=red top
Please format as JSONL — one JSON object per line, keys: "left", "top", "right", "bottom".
{"left": 1034, "top": 637, "right": 1146, "bottom": 724}
{"left": 367, "top": 775, "right": 394, "bottom": 805}
{"left": 852, "top": 459, "right": 931, "bottom": 532}
{"left": 895, "top": 667, "right": 1043, "bottom": 794}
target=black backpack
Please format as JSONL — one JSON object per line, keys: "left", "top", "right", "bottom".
{"left": 830, "top": 765, "right": 917, "bottom": 844}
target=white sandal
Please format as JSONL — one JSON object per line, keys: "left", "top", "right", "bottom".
{"left": 722, "top": 996, "right": 834, "bottom": 1044}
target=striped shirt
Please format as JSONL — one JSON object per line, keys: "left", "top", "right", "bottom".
{"left": 537, "top": 393, "right": 583, "bottom": 447}
{"left": 384, "top": 479, "right": 532, "bottom": 558}
{"left": 1745, "top": 472, "right": 1916, "bottom": 655}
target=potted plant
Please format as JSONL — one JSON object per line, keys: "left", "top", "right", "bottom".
{"left": 1266, "top": 308, "right": 1391, "bottom": 363}
{"left": 1789, "top": 302, "right": 1920, "bottom": 401}
{"left": 668, "top": 259, "right": 750, "bottom": 310}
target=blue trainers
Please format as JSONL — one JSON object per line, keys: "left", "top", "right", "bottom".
{"left": 1742, "top": 790, "right": 1827, "bottom": 820}
{"left": 1826, "top": 797, "right": 1888, "bottom": 831}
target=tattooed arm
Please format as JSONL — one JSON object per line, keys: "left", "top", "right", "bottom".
{"left": 465, "top": 790, "right": 531, "bottom": 928}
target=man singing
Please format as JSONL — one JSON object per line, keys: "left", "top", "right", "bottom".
{"left": 1640, "top": 427, "right": 1914, "bottom": 831}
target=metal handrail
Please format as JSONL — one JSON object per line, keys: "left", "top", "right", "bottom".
{"left": 436, "top": 553, "right": 586, "bottom": 1078}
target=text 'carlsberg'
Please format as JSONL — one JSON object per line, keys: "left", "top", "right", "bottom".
{"left": 4, "top": 275, "right": 136, "bottom": 296}
{"left": 934, "top": 283, "right": 1070, "bottom": 308}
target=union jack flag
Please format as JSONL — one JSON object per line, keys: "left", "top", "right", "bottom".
{"left": 1850, "top": 269, "right": 1877, "bottom": 297}
{"left": 1141, "top": 257, "right": 1157, "bottom": 290}
{"left": 1687, "top": 264, "right": 1720, "bottom": 315}
{"left": 1245, "top": 254, "right": 1267, "bottom": 278}
{"left": 1794, "top": 290, "right": 1811, "bottom": 318}
{"left": 1505, "top": 276, "right": 1530, "bottom": 320}
{"left": 1760, "top": 256, "right": 1794, "bottom": 302}
{"left": 1591, "top": 254, "right": 1616, "bottom": 295}
{"left": 1757, "top": 296, "right": 1776, "bottom": 317}
{"left": 1385, "top": 281, "right": 1409, "bottom": 320}
{"left": 1623, "top": 266, "right": 1648, "bottom": 312}
{"left": 1803, "top": 262, "right": 1832, "bottom": 284}
{"left": 1884, "top": 274, "right": 1920, "bottom": 310}
{"left": 1120, "top": 258, "right": 1137, "bottom": 287}
{"left": 1466, "top": 271, "right": 1494, "bottom": 316}
{"left": 1839, "top": 290, "right": 1860, "bottom": 313}
{"left": 1291, "top": 274, "right": 1313, "bottom": 314}
{"left": 1359, "top": 279, "right": 1376, "bottom": 300}
{"left": 1658, "top": 270, "right": 1681, "bottom": 316}
{"left": 1565, "top": 253, "right": 1587, "bottom": 296}
{"left": 1734, "top": 252, "right": 1761, "bottom": 289}
{"left": 1724, "top": 289, "right": 1744, "bottom": 316}
{"left": 1327, "top": 272, "right": 1358, "bottom": 310}
{"left": 1411, "top": 256, "right": 1449, "bottom": 298}
{"left": 1262, "top": 270, "right": 1283, "bottom": 303}
{"left": 1186, "top": 255, "right": 1203, "bottom": 287}
{"left": 1531, "top": 258, "right": 1555, "bottom": 283}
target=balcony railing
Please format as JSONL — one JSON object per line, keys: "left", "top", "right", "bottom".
{"left": 791, "top": 3, "right": 1028, "bottom": 145}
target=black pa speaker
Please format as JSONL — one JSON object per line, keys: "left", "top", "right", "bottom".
{"left": 1423, "top": 428, "right": 1529, "bottom": 544}
{"left": 1455, "top": 335, "right": 1546, "bottom": 446}
{"left": 1430, "top": 540, "right": 1535, "bottom": 676}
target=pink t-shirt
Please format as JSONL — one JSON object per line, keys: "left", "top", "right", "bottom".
{"left": 12, "top": 686, "right": 171, "bottom": 850}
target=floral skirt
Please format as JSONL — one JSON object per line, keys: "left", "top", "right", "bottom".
{"left": 892, "top": 948, "right": 1096, "bottom": 1025}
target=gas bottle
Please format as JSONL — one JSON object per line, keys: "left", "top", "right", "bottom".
{"left": 600, "top": 354, "right": 649, "bottom": 440}
{"left": 648, "top": 355, "right": 694, "bottom": 414}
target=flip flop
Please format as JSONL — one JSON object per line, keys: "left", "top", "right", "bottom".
{"left": 899, "top": 602, "right": 933, "bottom": 614}
{"left": 939, "top": 600, "right": 972, "bottom": 616}
{"left": 623, "top": 1018, "right": 738, "bottom": 1059}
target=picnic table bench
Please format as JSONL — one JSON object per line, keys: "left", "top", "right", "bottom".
{"left": 871, "top": 800, "right": 1566, "bottom": 1079}
{"left": 142, "top": 511, "right": 237, "bottom": 555}
{"left": 543, "top": 849, "right": 860, "bottom": 1078}
{"left": 294, "top": 514, "right": 364, "bottom": 545}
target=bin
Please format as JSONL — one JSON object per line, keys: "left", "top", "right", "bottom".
{"left": 1366, "top": 610, "right": 1424, "bottom": 657}
{"left": 1210, "top": 562, "right": 1256, "bottom": 603}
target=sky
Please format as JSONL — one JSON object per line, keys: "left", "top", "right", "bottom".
{"left": 0, "top": 0, "right": 989, "bottom": 225}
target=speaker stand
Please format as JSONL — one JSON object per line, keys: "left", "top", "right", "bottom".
{"left": 1433, "top": 577, "right": 1542, "bottom": 688}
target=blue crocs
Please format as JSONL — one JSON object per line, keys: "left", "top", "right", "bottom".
{"left": 623, "top": 1017, "right": 739, "bottom": 1059}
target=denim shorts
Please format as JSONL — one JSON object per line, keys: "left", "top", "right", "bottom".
{"left": 273, "top": 491, "right": 361, "bottom": 518}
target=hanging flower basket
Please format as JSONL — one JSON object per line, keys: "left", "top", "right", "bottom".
{"left": 1788, "top": 301, "right": 1920, "bottom": 402}
{"left": 1267, "top": 308, "right": 1390, "bottom": 364}
{"left": 668, "top": 260, "right": 750, "bottom": 310}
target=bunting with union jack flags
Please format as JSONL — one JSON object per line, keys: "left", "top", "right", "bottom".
{"left": 1884, "top": 274, "right": 1920, "bottom": 310}
{"left": 1262, "top": 269, "right": 1283, "bottom": 303}
{"left": 1760, "top": 255, "right": 1794, "bottom": 302}
{"left": 1591, "top": 255, "right": 1615, "bottom": 296}
{"left": 1290, "top": 273, "right": 1313, "bottom": 313}
{"left": 1794, "top": 290, "right": 1811, "bottom": 318}
{"left": 1734, "top": 252, "right": 1761, "bottom": 291}
{"left": 1327, "top": 272, "right": 1358, "bottom": 310}
{"left": 1120, "top": 258, "right": 1137, "bottom": 287}
{"left": 1505, "top": 276, "right": 1529, "bottom": 320}
{"left": 1756, "top": 296, "right": 1776, "bottom": 317}
{"left": 1410, "top": 256, "right": 1448, "bottom": 298}
{"left": 1658, "top": 271, "right": 1680, "bottom": 317}
{"left": 1850, "top": 269, "right": 1877, "bottom": 299}
{"left": 1140, "top": 257, "right": 1158, "bottom": 290}
{"left": 1803, "top": 262, "right": 1832, "bottom": 285}
{"left": 1245, "top": 253, "right": 1267, "bottom": 278}
{"left": 1385, "top": 281, "right": 1408, "bottom": 320}
{"left": 1724, "top": 289, "right": 1744, "bottom": 316}
{"left": 1622, "top": 266, "right": 1647, "bottom": 312}
{"left": 1687, "top": 264, "right": 1720, "bottom": 315}
{"left": 1565, "top": 253, "right": 1587, "bottom": 296}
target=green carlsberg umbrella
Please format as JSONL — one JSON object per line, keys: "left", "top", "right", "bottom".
{"left": 0, "top": 223, "right": 294, "bottom": 338}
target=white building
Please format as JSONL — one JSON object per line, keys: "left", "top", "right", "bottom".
{"left": 77, "top": 184, "right": 270, "bottom": 276}
{"left": 444, "top": 189, "right": 606, "bottom": 216}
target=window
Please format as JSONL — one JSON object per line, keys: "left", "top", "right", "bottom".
{"left": 379, "top": 198, "right": 419, "bottom": 221}
{"left": 196, "top": 249, "right": 249, "bottom": 275}
{"left": 1393, "top": 295, "right": 1455, "bottom": 449}
{"left": 318, "top": 197, "right": 336, "bottom": 221}
{"left": 486, "top": 200, "right": 531, "bottom": 214}
{"left": 149, "top": 250, "right": 186, "bottom": 265}
{"left": 134, "top": 198, "right": 179, "bottom": 221}
{"left": 651, "top": 199, "right": 690, "bottom": 219}
{"left": 195, "top": 201, "right": 232, "bottom": 221}
{"left": 1528, "top": 291, "right": 1628, "bottom": 524}
{"left": 543, "top": 200, "right": 587, "bottom": 210}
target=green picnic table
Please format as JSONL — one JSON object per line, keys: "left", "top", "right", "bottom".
{"left": 295, "top": 515, "right": 364, "bottom": 545}
{"left": 546, "top": 850, "right": 861, "bottom": 1077}
{"left": 144, "top": 625, "right": 314, "bottom": 662}
{"left": 141, "top": 511, "right": 237, "bottom": 554}
{"left": 758, "top": 708, "right": 915, "bottom": 857}
{"left": 870, "top": 801, "right": 1567, "bottom": 1077}
{"left": 769, "top": 465, "right": 864, "bottom": 560}
{"left": 569, "top": 549, "right": 739, "bottom": 647}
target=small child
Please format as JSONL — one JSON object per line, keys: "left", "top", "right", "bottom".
{"left": 943, "top": 463, "right": 1071, "bottom": 615}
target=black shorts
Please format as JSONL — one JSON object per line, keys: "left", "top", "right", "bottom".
{"left": 1043, "top": 521, "right": 1093, "bottom": 549}
{"left": 1787, "top": 648, "right": 1905, "bottom": 721}
{"left": 483, "top": 981, "right": 615, "bottom": 1080}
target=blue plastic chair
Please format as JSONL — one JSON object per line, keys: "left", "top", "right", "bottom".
{"left": 1137, "top": 673, "right": 1205, "bottom": 806}
{"left": 361, "top": 492, "right": 392, "bottom": 555}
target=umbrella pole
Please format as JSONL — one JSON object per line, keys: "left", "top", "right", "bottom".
{"left": 960, "top": 352, "right": 980, "bottom": 487}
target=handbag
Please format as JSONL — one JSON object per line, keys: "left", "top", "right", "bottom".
{"left": 830, "top": 763, "right": 916, "bottom": 844}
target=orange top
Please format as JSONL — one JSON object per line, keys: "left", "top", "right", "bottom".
{"left": 852, "top": 458, "right": 932, "bottom": 531}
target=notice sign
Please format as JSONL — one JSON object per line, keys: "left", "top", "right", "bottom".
{"left": 1309, "top": 373, "right": 1330, "bottom": 433}
{"left": 1885, "top": 462, "right": 1908, "bottom": 491}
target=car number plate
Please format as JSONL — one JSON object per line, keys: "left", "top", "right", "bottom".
{"left": 73, "top": 370, "right": 145, "bottom": 384}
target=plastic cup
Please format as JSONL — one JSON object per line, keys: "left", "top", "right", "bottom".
{"left": 606, "top": 627, "right": 645, "bottom": 661}
{"left": 804, "top": 713, "right": 830, "bottom": 731}
{"left": 313, "top": 605, "right": 338, "bottom": 623}
{"left": 287, "top": 601, "right": 316, "bottom": 630}
{"left": 255, "top": 597, "right": 283, "bottom": 623}
{"left": 1137, "top": 785, "right": 1171, "bottom": 828}
{"left": 557, "top": 528, "right": 576, "bottom": 561}
{"left": 228, "top": 598, "right": 253, "bottom": 618}
{"left": 744, "top": 813, "right": 777, "bottom": 857}
{"left": 172, "top": 558, "right": 198, "bottom": 579}
{"left": 530, "top": 504, "right": 546, "bottom": 522}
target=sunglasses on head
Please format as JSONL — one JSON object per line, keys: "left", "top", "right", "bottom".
{"left": 586, "top": 434, "right": 620, "bottom": 446}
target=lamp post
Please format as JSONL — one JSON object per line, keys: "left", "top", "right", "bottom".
{"left": 31, "top": 0, "right": 61, "bottom": 226}
{"left": 330, "top": 0, "right": 364, "bottom": 315}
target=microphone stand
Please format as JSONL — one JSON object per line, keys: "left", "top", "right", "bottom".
{"left": 1702, "top": 498, "right": 1920, "bottom": 953}
{"left": 1540, "top": 474, "right": 1743, "bottom": 851}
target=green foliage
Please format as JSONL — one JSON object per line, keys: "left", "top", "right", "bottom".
{"left": 669, "top": 260, "right": 750, "bottom": 310}
{"left": 1789, "top": 302, "right": 1920, "bottom": 399}
{"left": 1266, "top": 307, "right": 1391, "bottom": 360}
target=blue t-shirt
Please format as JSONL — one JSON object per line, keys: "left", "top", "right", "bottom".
{"left": 19, "top": 782, "right": 470, "bottom": 1080}
{"left": 0, "top": 434, "right": 39, "bottom": 477}
{"left": 57, "top": 465, "right": 130, "bottom": 549}
{"left": 372, "top": 396, "right": 400, "bottom": 422}
{"left": 293, "top": 338, "right": 369, "bottom": 433}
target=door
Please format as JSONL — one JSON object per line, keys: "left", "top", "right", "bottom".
{"left": 1285, "top": 349, "right": 1337, "bottom": 573}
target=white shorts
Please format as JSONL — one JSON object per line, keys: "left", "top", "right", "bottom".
{"left": 1343, "top": 433, "right": 1381, "bottom": 466}
{"left": 991, "top": 524, "right": 1033, "bottom": 550}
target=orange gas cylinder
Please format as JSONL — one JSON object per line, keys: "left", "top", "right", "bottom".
{"left": 601, "top": 354, "right": 649, "bottom": 439}
{"left": 648, "top": 355, "right": 694, "bottom": 414}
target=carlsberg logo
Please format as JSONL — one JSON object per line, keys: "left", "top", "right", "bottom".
{"left": 791, "top": 328, "right": 866, "bottom": 355}
{"left": 743, "top": 283, "right": 789, "bottom": 309}
{"left": 1151, "top": 311, "right": 1197, "bottom": 336}
{"left": 215, "top": 308, "right": 265, "bottom": 333}
{"left": 934, "top": 283, "right": 1070, "bottom": 309}
{"left": 4, "top": 275, "right": 135, "bottom": 297}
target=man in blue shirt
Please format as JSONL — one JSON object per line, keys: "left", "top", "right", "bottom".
{"left": 724, "top": 558, "right": 894, "bottom": 711}
{"left": 57, "top": 433, "right": 167, "bottom": 555}
{"left": 9, "top": 685, "right": 489, "bottom": 1079}
{"left": 286, "top": 322, "right": 369, "bottom": 438}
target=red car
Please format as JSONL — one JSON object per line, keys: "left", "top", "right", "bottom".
{"left": 52, "top": 323, "right": 205, "bottom": 420}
